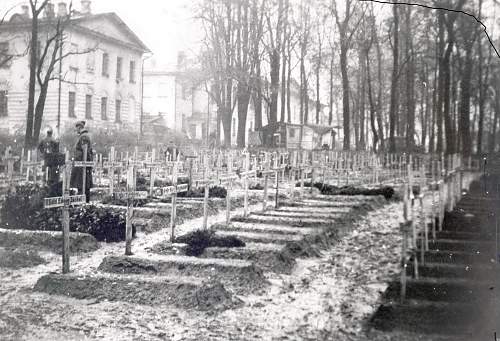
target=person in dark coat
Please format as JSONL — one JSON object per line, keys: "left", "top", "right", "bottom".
{"left": 38, "top": 127, "right": 60, "bottom": 186}
{"left": 70, "top": 121, "right": 93, "bottom": 202}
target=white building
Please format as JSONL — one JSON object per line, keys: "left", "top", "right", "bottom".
{"left": 0, "top": 1, "right": 150, "bottom": 136}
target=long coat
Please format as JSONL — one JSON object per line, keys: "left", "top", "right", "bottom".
{"left": 70, "top": 130, "right": 93, "bottom": 193}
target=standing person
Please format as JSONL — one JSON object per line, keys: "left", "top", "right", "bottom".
{"left": 38, "top": 127, "right": 59, "bottom": 186}
{"left": 70, "top": 121, "right": 93, "bottom": 202}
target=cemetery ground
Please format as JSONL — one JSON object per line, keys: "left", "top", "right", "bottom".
{"left": 0, "top": 184, "right": 418, "bottom": 341}
{"left": 0, "top": 150, "right": 487, "bottom": 341}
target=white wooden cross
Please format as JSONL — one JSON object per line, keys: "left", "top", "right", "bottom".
{"left": 43, "top": 157, "right": 86, "bottom": 274}
{"left": 22, "top": 149, "right": 44, "bottom": 184}
{"left": 194, "top": 154, "right": 220, "bottom": 230}
{"left": 114, "top": 164, "right": 148, "bottom": 256}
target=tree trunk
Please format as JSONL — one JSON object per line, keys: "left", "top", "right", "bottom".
{"left": 253, "top": 58, "right": 262, "bottom": 129}
{"left": 366, "top": 50, "right": 378, "bottom": 151}
{"left": 477, "top": 0, "right": 485, "bottom": 154}
{"left": 375, "top": 30, "right": 384, "bottom": 150}
{"left": 328, "top": 52, "right": 334, "bottom": 126}
{"left": 490, "top": 93, "right": 499, "bottom": 152}
{"left": 25, "top": 6, "right": 40, "bottom": 149}
{"left": 405, "top": 7, "right": 415, "bottom": 152}
{"left": 388, "top": 3, "right": 399, "bottom": 153}
{"left": 286, "top": 53, "right": 292, "bottom": 123}
{"left": 237, "top": 84, "right": 251, "bottom": 148}
{"left": 442, "top": 20, "right": 455, "bottom": 155}
{"left": 459, "top": 41, "right": 473, "bottom": 156}
{"left": 340, "top": 46, "right": 350, "bottom": 150}
{"left": 436, "top": 11, "right": 445, "bottom": 154}
{"left": 315, "top": 40, "right": 321, "bottom": 125}
{"left": 358, "top": 50, "right": 366, "bottom": 150}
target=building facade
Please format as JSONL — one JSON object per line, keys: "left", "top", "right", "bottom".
{"left": 0, "top": 1, "right": 149, "bottom": 137}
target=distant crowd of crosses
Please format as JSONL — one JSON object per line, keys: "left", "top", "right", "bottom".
{"left": 0, "top": 145, "right": 483, "bottom": 273}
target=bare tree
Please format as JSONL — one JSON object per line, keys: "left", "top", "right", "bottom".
{"left": 24, "top": 1, "right": 96, "bottom": 148}
{"left": 388, "top": 0, "right": 399, "bottom": 153}
{"left": 330, "top": 0, "right": 365, "bottom": 150}
{"left": 0, "top": 5, "right": 29, "bottom": 68}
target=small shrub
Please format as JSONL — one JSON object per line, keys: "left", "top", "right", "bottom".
{"left": 175, "top": 229, "right": 245, "bottom": 256}
{"left": 293, "top": 182, "right": 395, "bottom": 199}
{"left": 177, "top": 186, "right": 227, "bottom": 199}
{"left": 101, "top": 195, "right": 149, "bottom": 207}
{"left": 249, "top": 183, "right": 264, "bottom": 190}
{"left": 1, "top": 184, "right": 134, "bottom": 242}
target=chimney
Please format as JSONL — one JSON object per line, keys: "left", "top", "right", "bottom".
{"left": 57, "top": 2, "right": 67, "bottom": 17}
{"left": 80, "top": 0, "right": 91, "bottom": 15}
{"left": 44, "top": 3, "right": 55, "bottom": 19}
{"left": 21, "top": 5, "right": 30, "bottom": 19}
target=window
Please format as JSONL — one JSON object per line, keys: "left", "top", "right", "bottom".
{"left": 232, "top": 117, "right": 236, "bottom": 137}
{"left": 101, "top": 97, "right": 107, "bottom": 120}
{"left": 129, "top": 60, "right": 136, "bottom": 83}
{"left": 116, "top": 56, "right": 122, "bottom": 80}
{"left": 115, "top": 99, "right": 121, "bottom": 123}
{"left": 0, "top": 91, "right": 8, "bottom": 116}
{"left": 85, "top": 94, "right": 92, "bottom": 119}
{"left": 102, "top": 52, "right": 109, "bottom": 77}
{"left": 0, "top": 42, "right": 10, "bottom": 68}
{"left": 289, "top": 128, "right": 296, "bottom": 138}
{"left": 68, "top": 91, "right": 76, "bottom": 117}
{"left": 70, "top": 43, "right": 78, "bottom": 69}
{"left": 86, "top": 51, "right": 95, "bottom": 73}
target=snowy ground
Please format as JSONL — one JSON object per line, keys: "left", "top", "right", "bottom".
{"left": 0, "top": 193, "right": 413, "bottom": 341}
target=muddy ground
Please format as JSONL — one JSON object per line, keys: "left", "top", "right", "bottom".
{"left": 0, "top": 189, "right": 422, "bottom": 341}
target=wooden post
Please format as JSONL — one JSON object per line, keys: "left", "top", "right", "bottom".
{"left": 431, "top": 159, "right": 437, "bottom": 240}
{"left": 226, "top": 154, "right": 232, "bottom": 225}
{"left": 401, "top": 229, "right": 407, "bottom": 302}
{"left": 263, "top": 153, "right": 269, "bottom": 211}
{"left": 25, "top": 150, "right": 31, "bottom": 182}
{"left": 244, "top": 153, "right": 249, "bottom": 216}
{"left": 62, "top": 151, "right": 70, "bottom": 273}
{"left": 170, "top": 156, "right": 179, "bottom": 242}
{"left": 202, "top": 156, "right": 209, "bottom": 230}
{"left": 310, "top": 166, "right": 314, "bottom": 194}
{"left": 109, "top": 147, "right": 115, "bottom": 195}
{"left": 274, "top": 155, "right": 279, "bottom": 209}
{"left": 82, "top": 145, "right": 88, "bottom": 197}
{"left": 125, "top": 165, "right": 134, "bottom": 256}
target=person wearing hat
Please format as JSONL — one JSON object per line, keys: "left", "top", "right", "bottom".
{"left": 38, "top": 127, "right": 59, "bottom": 187}
{"left": 70, "top": 121, "right": 93, "bottom": 202}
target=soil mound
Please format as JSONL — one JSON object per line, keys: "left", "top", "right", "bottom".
{"left": 175, "top": 229, "right": 245, "bottom": 256}
{"left": 0, "top": 229, "right": 99, "bottom": 254}
{"left": 0, "top": 247, "right": 46, "bottom": 269}
{"left": 34, "top": 274, "right": 241, "bottom": 311}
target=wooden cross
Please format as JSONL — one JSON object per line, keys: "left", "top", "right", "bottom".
{"left": 43, "top": 154, "right": 86, "bottom": 273}
{"left": 22, "top": 150, "right": 43, "bottom": 184}
{"left": 169, "top": 156, "right": 186, "bottom": 242}
{"left": 102, "top": 147, "right": 123, "bottom": 195}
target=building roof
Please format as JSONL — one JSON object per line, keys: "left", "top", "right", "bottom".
{"left": 257, "top": 122, "right": 335, "bottom": 137}
{"left": 5, "top": 12, "right": 150, "bottom": 53}
{"left": 304, "top": 124, "right": 335, "bottom": 136}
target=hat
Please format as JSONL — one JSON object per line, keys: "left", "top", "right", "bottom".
{"left": 75, "top": 120, "right": 86, "bottom": 128}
